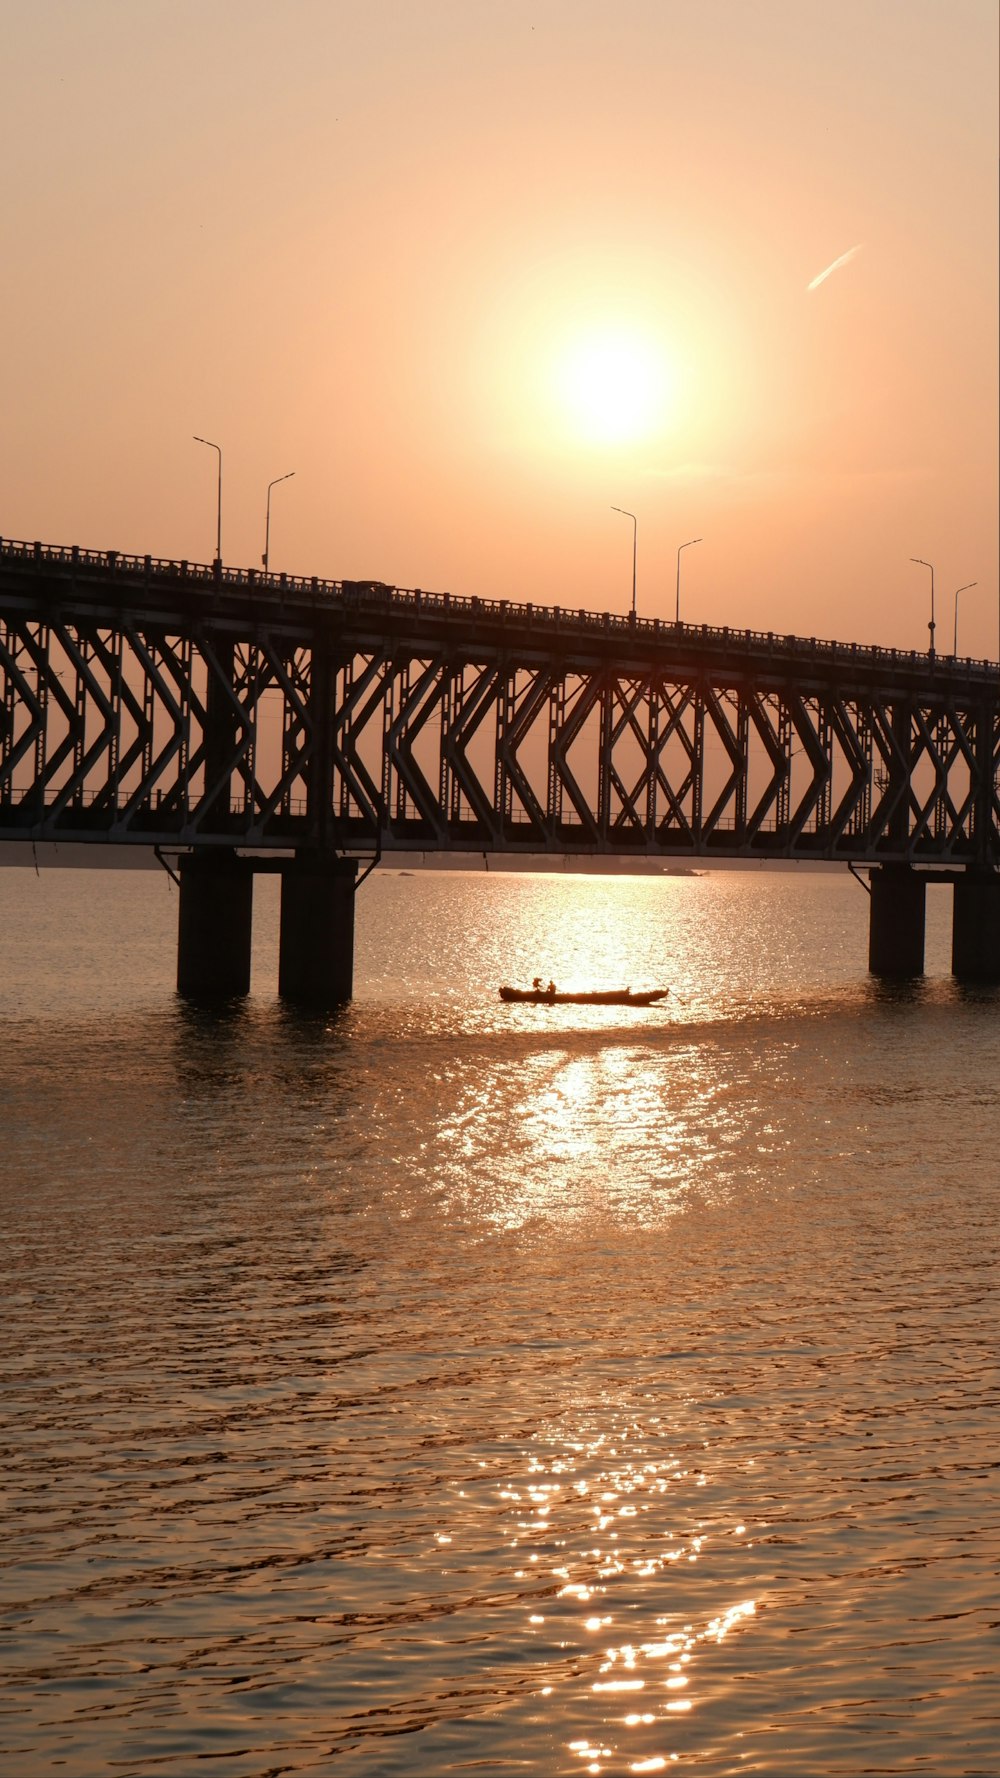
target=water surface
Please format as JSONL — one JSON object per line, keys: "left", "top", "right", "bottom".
{"left": 1, "top": 866, "right": 997, "bottom": 1776}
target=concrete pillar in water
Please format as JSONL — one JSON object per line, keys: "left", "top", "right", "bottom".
{"left": 279, "top": 855, "right": 358, "bottom": 1005}
{"left": 952, "top": 871, "right": 1000, "bottom": 982}
{"left": 177, "top": 853, "right": 253, "bottom": 997}
{"left": 868, "top": 864, "right": 926, "bottom": 977}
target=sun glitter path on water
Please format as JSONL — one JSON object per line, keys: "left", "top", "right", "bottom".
{"left": 432, "top": 1406, "right": 762, "bottom": 1773}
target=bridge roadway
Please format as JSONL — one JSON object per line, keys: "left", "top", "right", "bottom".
{"left": 2, "top": 536, "right": 998, "bottom": 997}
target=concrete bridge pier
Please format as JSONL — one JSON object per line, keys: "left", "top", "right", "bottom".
{"left": 868, "top": 864, "right": 926, "bottom": 977}
{"left": 279, "top": 854, "right": 358, "bottom": 1005}
{"left": 177, "top": 852, "right": 254, "bottom": 998}
{"left": 952, "top": 871, "right": 1000, "bottom": 981}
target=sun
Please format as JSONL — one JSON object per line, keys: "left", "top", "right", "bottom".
{"left": 551, "top": 325, "right": 675, "bottom": 446}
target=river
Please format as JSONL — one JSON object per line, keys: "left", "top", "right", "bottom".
{"left": 1, "top": 864, "right": 997, "bottom": 1776}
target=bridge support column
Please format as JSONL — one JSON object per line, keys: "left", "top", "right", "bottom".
{"left": 279, "top": 856, "right": 358, "bottom": 1005}
{"left": 952, "top": 871, "right": 1000, "bottom": 982}
{"left": 868, "top": 865, "right": 926, "bottom": 977}
{"left": 177, "top": 853, "right": 253, "bottom": 998}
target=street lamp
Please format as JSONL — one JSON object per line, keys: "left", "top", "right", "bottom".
{"left": 611, "top": 506, "right": 637, "bottom": 616}
{"left": 911, "top": 557, "right": 935, "bottom": 658}
{"left": 951, "top": 582, "right": 976, "bottom": 656}
{"left": 193, "top": 436, "right": 222, "bottom": 565}
{"left": 263, "top": 471, "right": 295, "bottom": 574}
{"left": 675, "top": 537, "right": 702, "bottom": 624}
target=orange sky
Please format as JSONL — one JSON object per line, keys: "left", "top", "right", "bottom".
{"left": 3, "top": 0, "right": 998, "bottom": 658}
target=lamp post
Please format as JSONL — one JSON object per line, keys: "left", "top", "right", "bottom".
{"left": 675, "top": 537, "right": 702, "bottom": 624}
{"left": 263, "top": 471, "right": 295, "bottom": 574}
{"left": 611, "top": 506, "right": 637, "bottom": 616}
{"left": 951, "top": 582, "right": 976, "bottom": 657}
{"left": 193, "top": 436, "right": 222, "bottom": 566}
{"left": 911, "top": 557, "right": 935, "bottom": 658}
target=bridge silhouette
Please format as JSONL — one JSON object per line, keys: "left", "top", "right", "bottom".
{"left": 2, "top": 536, "right": 998, "bottom": 997}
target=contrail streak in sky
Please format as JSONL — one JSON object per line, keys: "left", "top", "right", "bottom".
{"left": 807, "top": 244, "right": 863, "bottom": 290}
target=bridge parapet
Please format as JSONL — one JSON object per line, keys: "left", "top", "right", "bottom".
{"left": 3, "top": 535, "right": 997, "bottom": 691}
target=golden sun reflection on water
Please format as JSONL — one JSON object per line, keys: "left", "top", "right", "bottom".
{"left": 364, "top": 869, "right": 911, "bottom": 1235}
{"left": 432, "top": 1025, "right": 753, "bottom": 1232}
{"left": 438, "top": 1402, "right": 761, "bottom": 1776}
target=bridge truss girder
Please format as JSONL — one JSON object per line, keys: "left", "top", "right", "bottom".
{"left": 1, "top": 613, "right": 998, "bottom": 866}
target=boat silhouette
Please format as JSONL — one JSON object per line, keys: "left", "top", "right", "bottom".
{"left": 498, "top": 984, "right": 668, "bottom": 1007}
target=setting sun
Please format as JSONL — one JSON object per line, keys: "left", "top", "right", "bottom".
{"left": 551, "top": 325, "right": 676, "bottom": 446}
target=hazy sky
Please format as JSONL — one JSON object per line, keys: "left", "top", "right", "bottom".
{"left": 3, "top": 0, "right": 998, "bottom": 656}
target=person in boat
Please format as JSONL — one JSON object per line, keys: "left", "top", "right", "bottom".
{"left": 546, "top": 980, "right": 556, "bottom": 997}
{"left": 532, "top": 977, "right": 543, "bottom": 992}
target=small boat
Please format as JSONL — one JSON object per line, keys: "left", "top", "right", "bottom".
{"left": 499, "top": 984, "right": 669, "bottom": 1007}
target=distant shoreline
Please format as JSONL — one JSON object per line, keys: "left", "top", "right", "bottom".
{"left": 0, "top": 841, "right": 843, "bottom": 875}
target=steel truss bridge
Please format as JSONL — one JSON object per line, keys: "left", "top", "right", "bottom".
{"left": 2, "top": 537, "right": 998, "bottom": 868}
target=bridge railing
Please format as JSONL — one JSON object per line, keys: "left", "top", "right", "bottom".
{"left": 2, "top": 535, "right": 997, "bottom": 684}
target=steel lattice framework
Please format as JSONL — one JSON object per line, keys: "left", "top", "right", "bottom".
{"left": 2, "top": 539, "right": 998, "bottom": 865}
